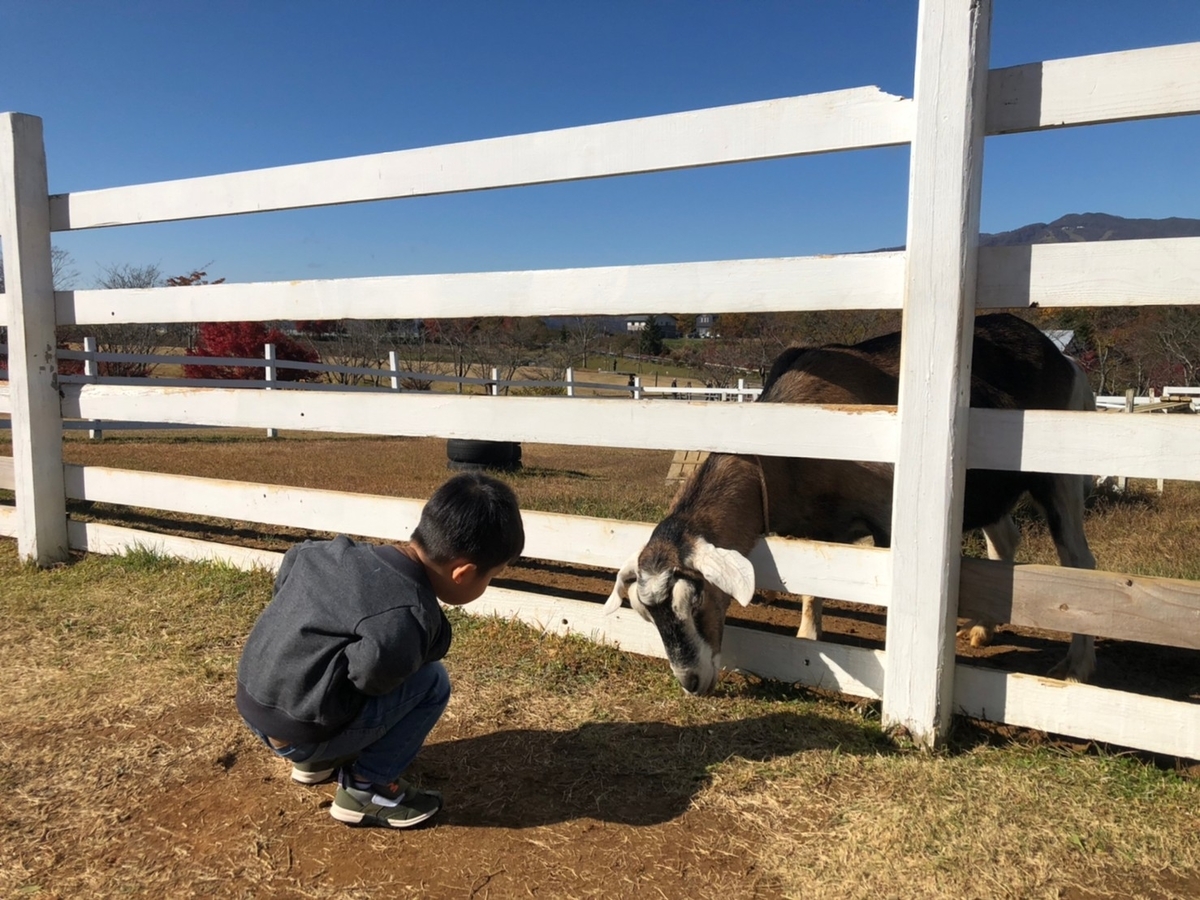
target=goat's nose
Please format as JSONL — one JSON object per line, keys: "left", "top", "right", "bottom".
{"left": 680, "top": 672, "right": 701, "bottom": 694}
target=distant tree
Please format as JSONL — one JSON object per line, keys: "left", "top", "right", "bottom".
{"left": 473, "top": 316, "right": 549, "bottom": 394}
{"left": 679, "top": 339, "right": 756, "bottom": 390}
{"left": 714, "top": 312, "right": 750, "bottom": 340}
{"left": 163, "top": 269, "right": 226, "bottom": 350}
{"left": 184, "top": 321, "right": 319, "bottom": 381}
{"left": 0, "top": 244, "right": 78, "bottom": 292}
{"left": 1047, "top": 307, "right": 1144, "bottom": 395}
{"left": 638, "top": 315, "right": 665, "bottom": 357}
{"left": 51, "top": 247, "right": 79, "bottom": 291}
{"left": 294, "top": 319, "right": 341, "bottom": 337}
{"left": 322, "top": 320, "right": 392, "bottom": 386}
{"left": 164, "top": 269, "right": 224, "bottom": 289}
{"left": 1147, "top": 307, "right": 1200, "bottom": 389}
{"left": 563, "top": 316, "right": 605, "bottom": 368}
{"left": 72, "top": 263, "right": 167, "bottom": 377}
{"left": 99, "top": 262, "right": 163, "bottom": 290}
{"left": 425, "top": 318, "right": 479, "bottom": 393}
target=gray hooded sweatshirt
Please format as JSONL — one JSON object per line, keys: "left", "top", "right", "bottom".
{"left": 235, "top": 535, "right": 451, "bottom": 744}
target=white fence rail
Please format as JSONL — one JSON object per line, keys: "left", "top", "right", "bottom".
{"left": 1, "top": 345, "right": 764, "bottom": 435}
{"left": 3, "top": 7, "right": 1199, "bottom": 758}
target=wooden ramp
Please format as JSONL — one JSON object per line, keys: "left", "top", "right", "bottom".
{"left": 666, "top": 450, "right": 709, "bottom": 483}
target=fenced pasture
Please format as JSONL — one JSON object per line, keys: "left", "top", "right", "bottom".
{"left": 3, "top": 0, "right": 1200, "bottom": 772}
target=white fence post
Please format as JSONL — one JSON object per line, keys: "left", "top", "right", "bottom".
{"left": 882, "top": 0, "right": 992, "bottom": 747}
{"left": 0, "top": 113, "right": 69, "bottom": 564}
{"left": 1115, "top": 388, "right": 1135, "bottom": 491}
{"left": 633, "top": 375, "right": 642, "bottom": 400}
{"left": 737, "top": 377, "right": 746, "bottom": 403}
{"left": 264, "top": 342, "right": 277, "bottom": 438}
{"left": 389, "top": 350, "right": 401, "bottom": 391}
{"left": 566, "top": 366, "right": 575, "bottom": 398}
{"left": 83, "top": 336, "right": 102, "bottom": 440}
{"left": 490, "top": 366, "right": 499, "bottom": 396}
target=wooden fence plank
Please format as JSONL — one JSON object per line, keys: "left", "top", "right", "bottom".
{"left": 955, "top": 665, "right": 1200, "bottom": 761}
{"left": 977, "top": 237, "right": 1200, "bottom": 309}
{"left": 65, "top": 519, "right": 283, "bottom": 571}
{"left": 56, "top": 252, "right": 906, "bottom": 326}
{"left": 52, "top": 235, "right": 1200, "bottom": 328}
{"left": 0, "top": 455, "right": 13, "bottom": 490}
{"left": 49, "top": 87, "right": 913, "bottom": 231}
{"left": 61, "top": 385, "right": 900, "bottom": 463}
{"left": 0, "top": 504, "right": 15, "bottom": 537}
{"left": 883, "top": 0, "right": 992, "bottom": 747}
{"left": 63, "top": 464, "right": 892, "bottom": 605}
{"left": 968, "top": 408, "right": 1200, "bottom": 481}
{"left": 986, "top": 41, "right": 1200, "bottom": 134}
{"left": 960, "top": 558, "right": 1200, "bottom": 650}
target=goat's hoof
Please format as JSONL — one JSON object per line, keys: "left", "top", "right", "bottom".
{"left": 795, "top": 623, "right": 821, "bottom": 641}
{"left": 957, "top": 623, "right": 994, "bottom": 648}
{"left": 1046, "top": 660, "right": 1093, "bottom": 684}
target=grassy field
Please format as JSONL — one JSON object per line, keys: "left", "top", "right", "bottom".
{"left": 0, "top": 542, "right": 1197, "bottom": 899}
{"left": 1, "top": 431, "right": 1199, "bottom": 897}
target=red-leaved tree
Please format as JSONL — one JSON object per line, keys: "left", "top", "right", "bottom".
{"left": 184, "top": 321, "right": 320, "bottom": 381}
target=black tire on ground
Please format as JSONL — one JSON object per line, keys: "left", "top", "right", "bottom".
{"left": 445, "top": 439, "right": 522, "bottom": 472}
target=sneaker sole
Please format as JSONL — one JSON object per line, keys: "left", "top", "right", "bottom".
{"left": 330, "top": 803, "right": 440, "bottom": 828}
{"left": 291, "top": 765, "right": 337, "bottom": 784}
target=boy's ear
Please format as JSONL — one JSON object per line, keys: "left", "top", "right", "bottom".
{"left": 449, "top": 560, "right": 479, "bottom": 584}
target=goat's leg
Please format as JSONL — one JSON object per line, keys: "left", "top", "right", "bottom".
{"left": 796, "top": 530, "right": 875, "bottom": 641}
{"left": 1035, "top": 473, "right": 1098, "bottom": 683}
{"left": 959, "top": 514, "right": 1020, "bottom": 648}
{"left": 797, "top": 595, "right": 823, "bottom": 640}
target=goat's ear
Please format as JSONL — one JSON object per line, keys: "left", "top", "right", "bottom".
{"left": 604, "top": 552, "right": 641, "bottom": 614}
{"left": 690, "top": 537, "right": 756, "bottom": 606}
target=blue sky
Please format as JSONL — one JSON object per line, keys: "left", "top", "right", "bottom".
{"left": 2, "top": 1, "right": 1199, "bottom": 287}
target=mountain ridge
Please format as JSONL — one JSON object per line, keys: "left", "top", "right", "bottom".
{"left": 874, "top": 212, "right": 1200, "bottom": 253}
{"left": 981, "top": 212, "right": 1200, "bottom": 246}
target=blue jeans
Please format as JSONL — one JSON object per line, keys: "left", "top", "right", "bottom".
{"left": 245, "top": 661, "right": 451, "bottom": 785}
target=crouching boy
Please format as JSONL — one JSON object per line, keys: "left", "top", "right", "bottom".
{"left": 236, "top": 472, "right": 524, "bottom": 828}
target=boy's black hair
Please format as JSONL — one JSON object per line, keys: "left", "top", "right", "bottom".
{"left": 411, "top": 472, "right": 524, "bottom": 572}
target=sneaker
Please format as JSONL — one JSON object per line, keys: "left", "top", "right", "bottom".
{"left": 330, "top": 770, "right": 443, "bottom": 828}
{"left": 291, "top": 753, "right": 358, "bottom": 785}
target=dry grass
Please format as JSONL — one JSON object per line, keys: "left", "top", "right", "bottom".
{"left": 0, "top": 542, "right": 1197, "bottom": 899}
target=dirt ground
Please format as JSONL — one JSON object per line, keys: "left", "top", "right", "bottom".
{"left": 147, "top": 696, "right": 775, "bottom": 899}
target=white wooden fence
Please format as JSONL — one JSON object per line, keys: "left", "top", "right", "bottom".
{"left": 0, "top": 345, "right": 763, "bottom": 436}
{"left": 2, "top": 0, "right": 1199, "bottom": 758}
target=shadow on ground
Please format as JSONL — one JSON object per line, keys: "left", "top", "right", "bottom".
{"left": 417, "top": 710, "right": 883, "bottom": 828}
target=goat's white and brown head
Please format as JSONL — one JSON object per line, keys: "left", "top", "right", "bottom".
{"left": 605, "top": 519, "right": 755, "bottom": 695}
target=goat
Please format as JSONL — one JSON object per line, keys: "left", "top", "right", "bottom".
{"left": 605, "top": 313, "right": 1097, "bottom": 696}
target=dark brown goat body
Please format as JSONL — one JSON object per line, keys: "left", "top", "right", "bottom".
{"left": 666, "top": 312, "right": 1088, "bottom": 552}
